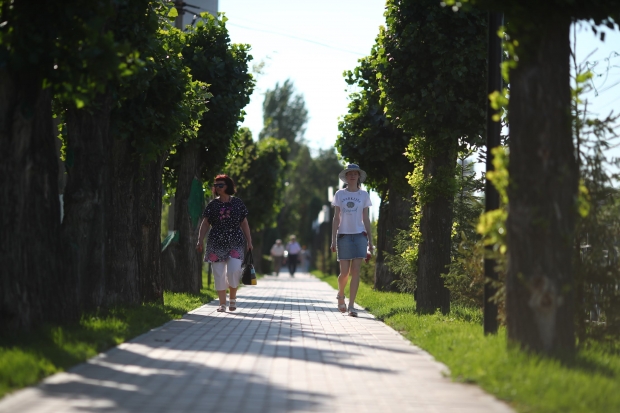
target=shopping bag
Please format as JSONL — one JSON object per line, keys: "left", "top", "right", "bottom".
{"left": 241, "top": 250, "right": 257, "bottom": 285}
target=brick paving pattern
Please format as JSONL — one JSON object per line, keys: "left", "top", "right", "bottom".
{"left": 0, "top": 273, "right": 514, "bottom": 413}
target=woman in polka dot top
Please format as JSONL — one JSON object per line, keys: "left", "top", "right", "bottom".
{"left": 196, "top": 174, "right": 253, "bottom": 312}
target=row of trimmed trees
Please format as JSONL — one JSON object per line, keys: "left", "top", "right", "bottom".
{"left": 1, "top": 1, "right": 254, "bottom": 330}
{"left": 338, "top": 0, "right": 487, "bottom": 303}
{"left": 338, "top": 0, "right": 620, "bottom": 355}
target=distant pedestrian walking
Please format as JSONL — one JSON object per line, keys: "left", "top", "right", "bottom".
{"left": 270, "top": 239, "right": 285, "bottom": 276}
{"left": 331, "top": 164, "right": 374, "bottom": 317}
{"left": 299, "top": 245, "right": 311, "bottom": 272}
{"left": 196, "top": 174, "right": 253, "bottom": 313}
{"left": 286, "top": 235, "right": 301, "bottom": 277}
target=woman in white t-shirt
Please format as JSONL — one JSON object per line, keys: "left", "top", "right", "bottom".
{"left": 331, "top": 164, "right": 374, "bottom": 317}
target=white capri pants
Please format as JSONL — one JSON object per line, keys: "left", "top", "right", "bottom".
{"left": 211, "top": 258, "right": 242, "bottom": 291}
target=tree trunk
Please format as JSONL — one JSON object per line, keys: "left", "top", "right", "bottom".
{"left": 107, "top": 131, "right": 166, "bottom": 305}
{"left": 0, "top": 74, "right": 75, "bottom": 330}
{"left": 416, "top": 142, "right": 456, "bottom": 314}
{"left": 506, "top": 17, "right": 576, "bottom": 355}
{"left": 106, "top": 136, "right": 140, "bottom": 306}
{"left": 137, "top": 156, "right": 166, "bottom": 303}
{"left": 374, "top": 181, "right": 413, "bottom": 291}
{"left": 162, "top": 143, "right": 203, "bottom": 293}
{"left": 62, "top": 94, "right": 112, "bottom": 312}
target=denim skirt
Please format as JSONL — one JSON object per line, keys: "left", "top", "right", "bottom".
{"left": 336, "top": 233, "right": 367, "bottom": 261}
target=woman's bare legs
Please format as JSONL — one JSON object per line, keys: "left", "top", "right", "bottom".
{"left": 228, "top": 286, "right": 238, "bottom": 310}
{"left": 217, "top": 289, "right": 227, "bottom": 306}
{"left": 217, "top": 287, "right": 237, "bottom": 307}
{"left": 337, "top": 258, "right": 363, "bottom": 313}
{"left": 347, "top": 258, "right": 363, "bottom": 310}
{"left": 337, "top": 260, "right": 351, "bottom": 309}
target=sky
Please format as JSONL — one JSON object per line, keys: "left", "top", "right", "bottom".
{"left": 573, "top": 23, "right": 620, "bottom": 121}
{"left": 217, "top": 0, "right": 386, "bottom": 153}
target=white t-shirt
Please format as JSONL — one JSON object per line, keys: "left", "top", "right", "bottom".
{"left": 332, "top": 188, "right": 372, "bottom": 234}
{"left": 270, "top": 244, "right": 285, "bottom": 257}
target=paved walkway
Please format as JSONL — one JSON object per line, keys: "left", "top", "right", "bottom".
{"left": 0, "top": 273, "right": 514, "bottom": 413}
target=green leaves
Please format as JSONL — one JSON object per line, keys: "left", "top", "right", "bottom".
{"left": 47, "top": 0, "right": 153, "bottom": 108}
{"left": 161, "top": 11, "right": 254, "bottom": 185}
{"left": 167, "top": 7, "right": 178, "bottom": 18}
{"left": 337, "top": 40, "right": 412, "bottom": 196}
{"left": 488, "top": 88, "right": 509, "bottom": 122}
{"left": 381, "top": 0, "right": 487, "bottom": 145}
{"left": 109, "top": 7, "right": 211, "bottom": 167}
{"left": 259, "top": 79, "right": 308, "bottom": 160}
{"left": 224, "top": 129, "right": 289, "bottom": 233}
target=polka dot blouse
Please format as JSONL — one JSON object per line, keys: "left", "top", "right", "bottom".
{"left": 202, "top": 196, "right": 249, "bottom": 263}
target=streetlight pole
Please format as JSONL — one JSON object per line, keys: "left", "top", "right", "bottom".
{"left": 484, "top": 12, "right": 503, "bottom": 335}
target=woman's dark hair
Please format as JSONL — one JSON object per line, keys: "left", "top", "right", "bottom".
{"left": 214, "top": 174, "right": 236, "bottom": 195}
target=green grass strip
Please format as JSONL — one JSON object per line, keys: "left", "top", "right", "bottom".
{"left": 313, "top": 271, "right": 620, "bottom": 413}
{"left": 0, "top": 280, "right": 216, "bottom": 399}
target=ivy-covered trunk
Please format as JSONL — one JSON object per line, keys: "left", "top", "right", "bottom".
{"left": 62, "top": 94, "right": 112, "bottom": 312}
{"left": 506, "top": 17, "right": 576, "bottom": 355}
{"left": 0, "top": 78, "right": 74, "bottom": 330}
{"left": 374, "top": 182, "right": 413, "bottom": 291}
{"left": 416, "top": 141, "right": 456, "bottom": 314}
{"left": 162, "top": 142, "right": 203, "bottom": 293}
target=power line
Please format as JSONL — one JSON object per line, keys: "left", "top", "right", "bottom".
{"left": 226, "top": 22, "right": 367, "bottom": 56}
{"left": 176, "top": 3, "right": 368, "bottom": 56}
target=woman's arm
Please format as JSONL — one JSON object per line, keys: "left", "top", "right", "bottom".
{"left": 240, "top": 218, "right": 253, "bottom": 250}
{"left": 330, "top": 206, "right": 340, "bottom": 252}
{"left": 196, "top": 218, "right": 210, "bottom": 251}
{"left": 362, "top": 207, "right": 374, "bottom": 253}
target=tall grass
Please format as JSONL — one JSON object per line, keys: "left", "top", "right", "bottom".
{"left": 314, "top": 271, "right": 620, "bottom": 413}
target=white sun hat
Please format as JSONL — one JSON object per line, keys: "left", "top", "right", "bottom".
{"left": 338, "top": 163, "right": 367, "bottom": 183}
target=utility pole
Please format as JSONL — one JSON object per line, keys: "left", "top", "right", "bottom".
{"left": 174, "top": 0, "right": 185, "bottom": 29}
{"left": 173, "top": 0, "right": 202, "bottom": 30}
{"left": 484, "top": 12, "right": 503, "bottom": 335}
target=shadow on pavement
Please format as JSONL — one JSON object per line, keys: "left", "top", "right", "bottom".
{"left": 25, "top": 275, "right": 424, "bottom": 412}
{"left": 37, "top": 352, "right": 326, "bottom": 413}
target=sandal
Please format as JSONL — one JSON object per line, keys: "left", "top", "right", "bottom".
{"left": 216, "top": 305, "right": 226, "bottom": 312}
{"left": 229, "top": 299, "right": 237, "bottom": 311}
{"left": 348, "top": 306, "right": 358, "bottom": 317}
{"left": 337, "top": 295, "right": 347, "bottom": 313}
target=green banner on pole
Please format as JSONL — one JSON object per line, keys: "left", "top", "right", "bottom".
{"left": 188, "top": 178, "right": 204, "bottom": 229}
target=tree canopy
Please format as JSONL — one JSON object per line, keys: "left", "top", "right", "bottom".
{"left": 226, "top": 128, "right": 289, "bottom": 235}
{"left": 338, "top": 42, "right": 411, "bottom": 196}
{"left": 369, "top": 0, "right": 488, "bottom": 313}
{"left": 259, "top": 79, "right": 308, "bottom": 160}
{"left": 163, "top": 12, "right": 255, "bottom": 188}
